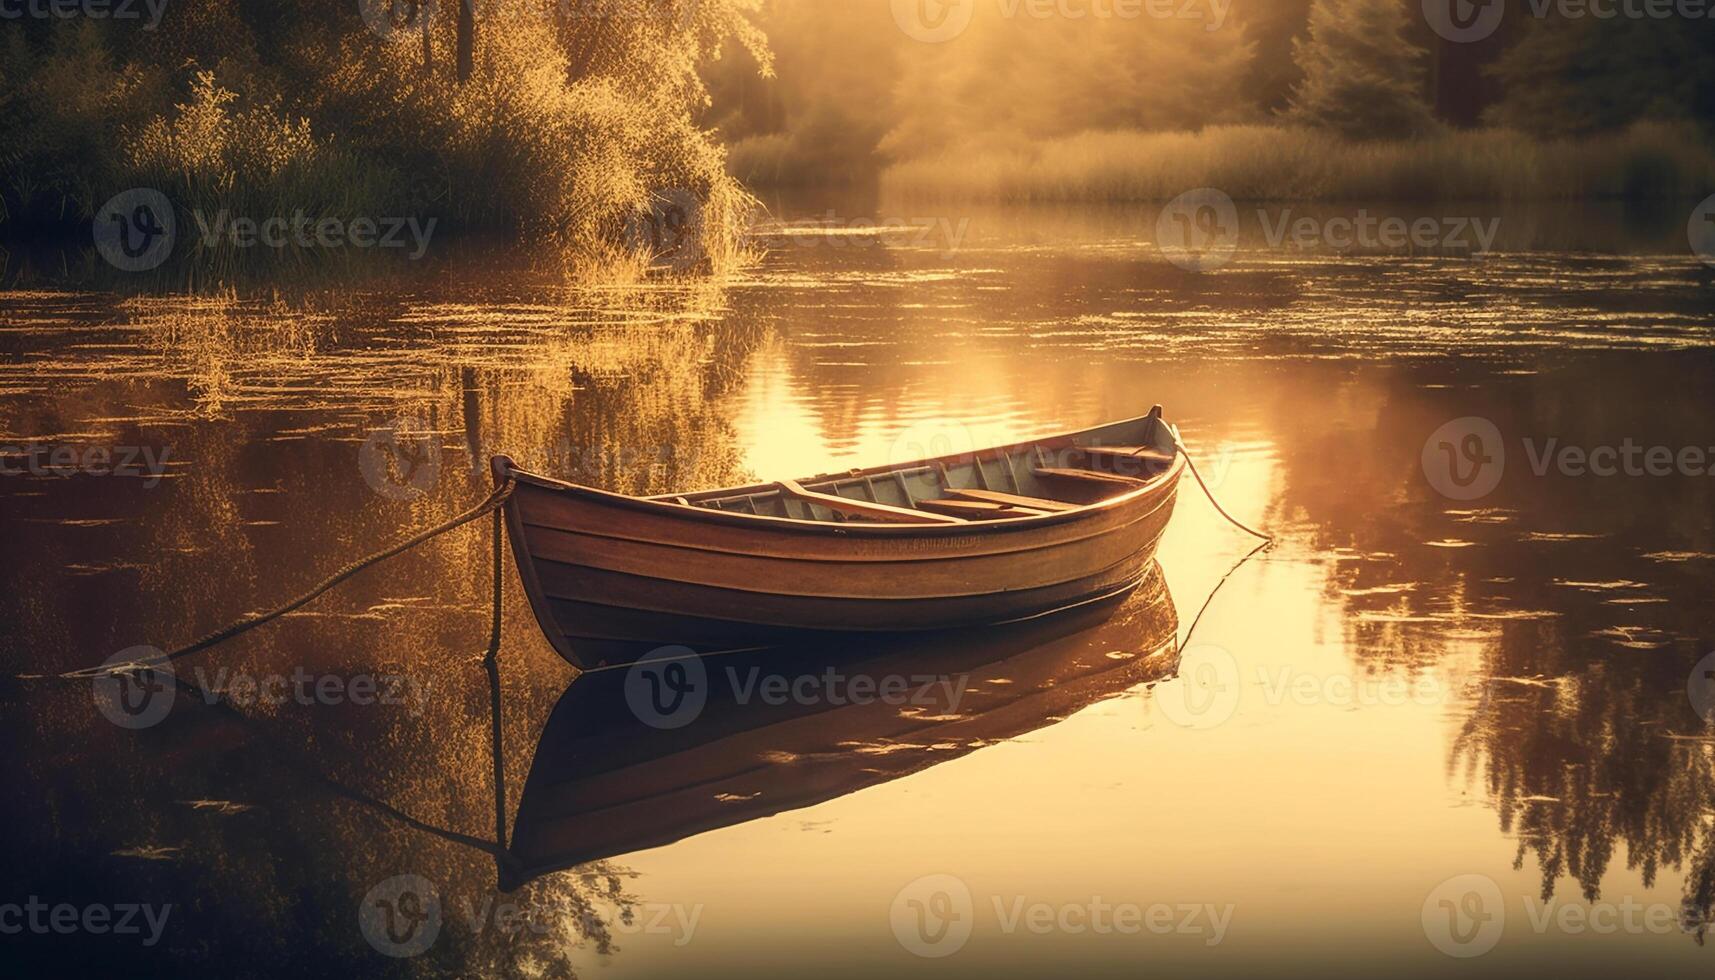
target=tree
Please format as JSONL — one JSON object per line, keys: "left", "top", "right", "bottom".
{"left": 1288, "top": 0, "right": 1436, "bottom": 140}
{"left": 882, "top": 0, "right": 1257, "bottom": 158}
{"left": 456, "top": 0, "right": 474, "bottom": 82}
{"left": 1235, "top": 0, "right": 1315, "bottom": 113}
{"left": 1483, "top": 17, "right": 1715, "bottom": 138}
{"left": 0, "top": 0, "right": 775, "bottom": 272}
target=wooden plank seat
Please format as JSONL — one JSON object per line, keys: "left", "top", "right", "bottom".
{"left": 918, "top": 498, "right": 1050, "bottom": 520}
{"left": 1080, "top": 446, "right": 1176, "bottom": 465}
{"left": 943, "top": 488, "right": 1080, "bottom": 513}
{"left": 776, "top": 479, "right": 965, "bottom": 524}
{"left": 1033, "top": 467, "right": 1149, "bottom": 488}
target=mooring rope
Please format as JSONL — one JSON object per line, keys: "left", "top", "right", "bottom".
{"left": 482, "top": 501, "right": 510, "bottom": 855}
{"left": 31, "top": 429, "right": 1266, "bottom": 682}
{"left": 1159, "top": 428, "right": 1274, "bottom": 650}
{"left": 26, "top": 478, "right": 517, "bottom": 682}
{"left": 15, "top": 476, "right": 523, "bottom": 876}
{"left": 1164, "top": 428, "right": 1273, "bottom": 543}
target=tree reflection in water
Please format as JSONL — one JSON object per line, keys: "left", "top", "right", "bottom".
{"left": 1266, "top": 353, "right": 1715, "bottom": 936}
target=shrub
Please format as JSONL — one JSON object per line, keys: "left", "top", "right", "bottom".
{"left": 0, "top": 0, "right": 772, "bottom": 278}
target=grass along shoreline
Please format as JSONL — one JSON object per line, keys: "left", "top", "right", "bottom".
{"left": 878, "top": 123, "right": 1715, "bottom": 203}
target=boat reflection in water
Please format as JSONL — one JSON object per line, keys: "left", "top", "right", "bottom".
{"left": 498, "top": 562, "right": 1180, "bottom": 890}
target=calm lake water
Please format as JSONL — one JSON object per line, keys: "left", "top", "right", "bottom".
{"left": 3, "top": 196, "right": 1714, "bottom": 977}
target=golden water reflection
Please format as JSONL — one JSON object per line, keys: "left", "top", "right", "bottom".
{"left": 2, "top": 202, "right": 1713, "bottom": 974}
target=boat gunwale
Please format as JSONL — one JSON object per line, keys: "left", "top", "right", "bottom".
{"left": 493, "top": 411, "right": 1185, "bottom": 539}
{"left": 514, "top": 466, "right": 1180, "bottom": 566}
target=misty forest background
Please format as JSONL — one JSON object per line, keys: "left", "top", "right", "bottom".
{"left": 2, "top": 0, "right": 1714, "bottom": 272}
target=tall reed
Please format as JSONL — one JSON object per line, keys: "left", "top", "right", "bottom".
{"left": 879, "top": 122, "right": 1715, "bottom": 202}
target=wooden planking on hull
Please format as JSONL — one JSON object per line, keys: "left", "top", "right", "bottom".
{"left": 546, "top": 567, "right": 1167, "bottom": 667}
{"left": 532, "top": 548, "right": 1159, "bottom": 636}
{"left": 509, "top": 466, "right": 1178, "bottom": 565}
{"left": 494, "top": 408, "right": 1187, "bottom": 668}
{"left": 515, "top": 492, "right": 1176, "bottom": 600}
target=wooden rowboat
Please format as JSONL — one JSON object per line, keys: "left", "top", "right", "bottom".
{"left": 492, "top": 407, "right": 1184, "bottom": 669}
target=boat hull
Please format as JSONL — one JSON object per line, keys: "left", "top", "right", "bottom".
{"left": 496, "top": 413, "right": 1184, "bottom": 669}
